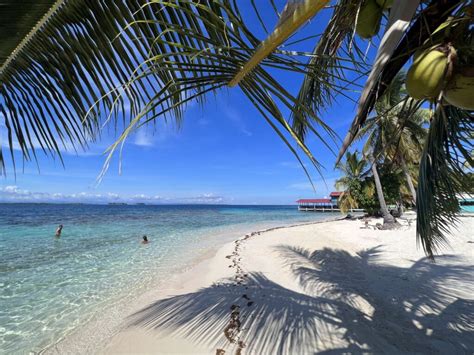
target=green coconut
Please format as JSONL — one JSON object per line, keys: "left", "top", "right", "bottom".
{"left": 356, "top": 0, "right": 383, "bottom": 39}
{"left": 406, "top": 49, "right": 448, "bottom": 100}
{"left": 443, "top": 73, "right": 474, "bottom": 110}
{"left": 376, "top": 0, "right": 393, "bottom": 9}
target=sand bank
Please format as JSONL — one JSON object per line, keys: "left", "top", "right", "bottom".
{"left": 65, "top": 216, "right": 474, "bottom": 354}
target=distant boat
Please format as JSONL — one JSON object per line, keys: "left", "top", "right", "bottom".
{"left": 458, "top": 194, "right": 474, "bottom": 213}
{"left": 108, "top": 202, "right": 128, "bottom": 206}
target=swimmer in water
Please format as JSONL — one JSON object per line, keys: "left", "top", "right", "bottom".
{"left": 55, "top": 224, "right": 63, "bottom": 237}
{"left": 141, "top": 235, "right": 149, "bottom": 244}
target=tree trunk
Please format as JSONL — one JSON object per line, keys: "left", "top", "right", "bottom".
{"left": 399, "top": 154, "right": 417, "bottom": 206}
{"left": 371, "top": 160, "right": 395, "bottom": 224}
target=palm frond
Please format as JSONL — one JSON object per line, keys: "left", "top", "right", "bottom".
{"left": 0, "top": 0, "right": 57, "bottom": 66}
{"left": 0, "top": 0, "right": 336, "bottom": 181}
{"left": 353, "top": 0, "right": 421, "bottom": 150}
{"left": 228, "top": 0, "right": 330, "bottom": 87}
{"left": 291, "top": 0, "right": 364, "bottom": 141}
{"left": 337, "top": 0, "right": 465, "bottom": 164}
{"left": 416, "top": 105, "right": 474, "bottom": 259}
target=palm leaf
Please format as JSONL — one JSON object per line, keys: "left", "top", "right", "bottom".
{"left": 416, "top": 105, "right": 473, "bottom": 259}
{"left": 228, "top": 0, "right": 331, "bottom": 87}
{"left": 353, "top": 0, "right": 420, "bottom": 149}
{"left": 0, "top": 0, "right": 337, "bottom": 186}
{"left": 0, "top": 0, "right": 57, "bottom": 67}
{"left": 336, "top": 0, "right": 465, "bottom": 164}
{"left": 291, "top": 0, "right": 365, "bottom": 142}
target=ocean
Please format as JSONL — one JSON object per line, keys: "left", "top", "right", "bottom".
{"left": 0, "top": 204, "right": 332, "bottom": 354}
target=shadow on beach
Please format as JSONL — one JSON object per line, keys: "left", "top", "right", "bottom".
{"left": 125, "top": 245, "right": 473, "bottom": 354}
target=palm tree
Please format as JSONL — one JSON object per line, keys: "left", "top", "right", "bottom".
{"left": 335, "top": 151, "right": 370, "bottom": 213}
{"left": 369, "top": 156, "right": 395, "bottom": 224}
{"left": 0, "top": 0, "right": 471, "bottom": 258}
{"left": 358, "top": 73, "right": 428, "bottom": 208}
{"left": 391, "top": 104, "right": 428, "bottom": 206}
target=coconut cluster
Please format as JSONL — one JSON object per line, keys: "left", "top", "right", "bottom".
{"left": 356, "top": 0, "right": 393, "bottom": 39}
{"left": 406, "top": 22, "right": 474, "bottom": 110}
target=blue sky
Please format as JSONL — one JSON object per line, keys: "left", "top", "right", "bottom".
{"left": 0, "top": 1, "right": 371, "bottom": 205}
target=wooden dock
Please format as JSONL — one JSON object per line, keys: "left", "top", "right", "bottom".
{"left": 296, "top": 196, "right": 363, "bottom": 213}
{"left": 297, "top": 206, "right": 364, "bottom": 213}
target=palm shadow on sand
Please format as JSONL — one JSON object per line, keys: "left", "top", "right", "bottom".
{"left": 126, "top": 245, "right": 473, "bottom": 354}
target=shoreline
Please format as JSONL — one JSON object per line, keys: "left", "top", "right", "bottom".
{"left": 43, "top": 215, "right": 344, "bottom": 354}
{"left": 47, "top": 215, "right": 473, "bottom": 354}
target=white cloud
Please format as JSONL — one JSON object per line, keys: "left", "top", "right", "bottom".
{"left": 0, "top": 185, "right": 225, "bottom": 204}
{"left": 0, "top": 121, "right": 104, "bottom": 157}
{"left": 177, "top": 193, "right": 225, "bottom": 204}
{"left": 131, "top": 120, "right": 179, "bottom": 148}
{"left": 224, "top": 106, "right": 252, "bottom": 137}
{"left": 133, "top": 128, "right": 155, "bottom": 147}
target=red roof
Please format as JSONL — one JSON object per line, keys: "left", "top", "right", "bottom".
{"left": 330, "top": 191, "right": 343, "bottom": 197}
{"left": 297, "top": 199, "right": 331, "bottom": 204}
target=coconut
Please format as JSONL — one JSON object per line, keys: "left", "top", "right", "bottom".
{"left": 356, "top": 0, "right": 383, "bottom": 39}
{"left": 406, "top": 48, "right": 448, "bottom": 100}
{"left": 413, "top": 45, "right": 440, "bottom": 63}
{"left": 443, "top": 73, "right": 474, "bottom": 110}
{"left": 376, "top": 0, "right": 393, "bottom": 9}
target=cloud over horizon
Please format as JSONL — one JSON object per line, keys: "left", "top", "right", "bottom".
{"left": 0, "top": 186, "right": 226, "bottom": 205}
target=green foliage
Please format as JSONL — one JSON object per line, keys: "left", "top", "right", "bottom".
{"left": 347, "top": 178, "right": 378, "bottom": 215}
{"left": 378, "top": 166, "right": 403, "bottom": 205}
{"left": 336, "top": 151, "right": 376, "bottom": 214}
{"left": 417, "top": 105, "right": 473, "bottom": 259}
{"left": 337, "top": 150, "right": 409, "bottom": 215}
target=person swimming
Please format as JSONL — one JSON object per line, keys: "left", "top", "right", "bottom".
{"left": 55, "top": 224, "right": 63, "bottom": 237}
{"left": 141, "top": 235, "right": 149, "bottom": 244}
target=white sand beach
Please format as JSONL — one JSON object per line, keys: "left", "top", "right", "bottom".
{"left": 55, "top": 216, "right": 474, "bottom": 354}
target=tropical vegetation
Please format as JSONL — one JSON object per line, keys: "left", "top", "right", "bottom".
{"left": 336, "top": 151, "right": 407, "bottom": 217}
{"left": 0, "top": 0, "right": 472, "bottom": 258}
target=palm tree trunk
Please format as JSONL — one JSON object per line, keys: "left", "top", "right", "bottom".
{"left": 399, "top": 154, "right": 417, "bottom": 206}
{"left": 371, "top": 160, "right": 395, "bottom": 224}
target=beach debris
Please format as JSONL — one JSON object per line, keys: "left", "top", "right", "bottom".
{"left": 236, "top": 341, "right": 246, "bottom": 355}
{"left": 223, "top": 305, "right": 241, "bottom": 344}
{"left": 221, "top": 230, "right": 267, "bottom": 353}
{"left": 216, "top": 349, "right": 226, "bottom": 355}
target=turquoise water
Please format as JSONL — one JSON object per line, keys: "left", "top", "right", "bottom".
{"left": 0, "top": 204, "right": 329, "bottom": 354}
